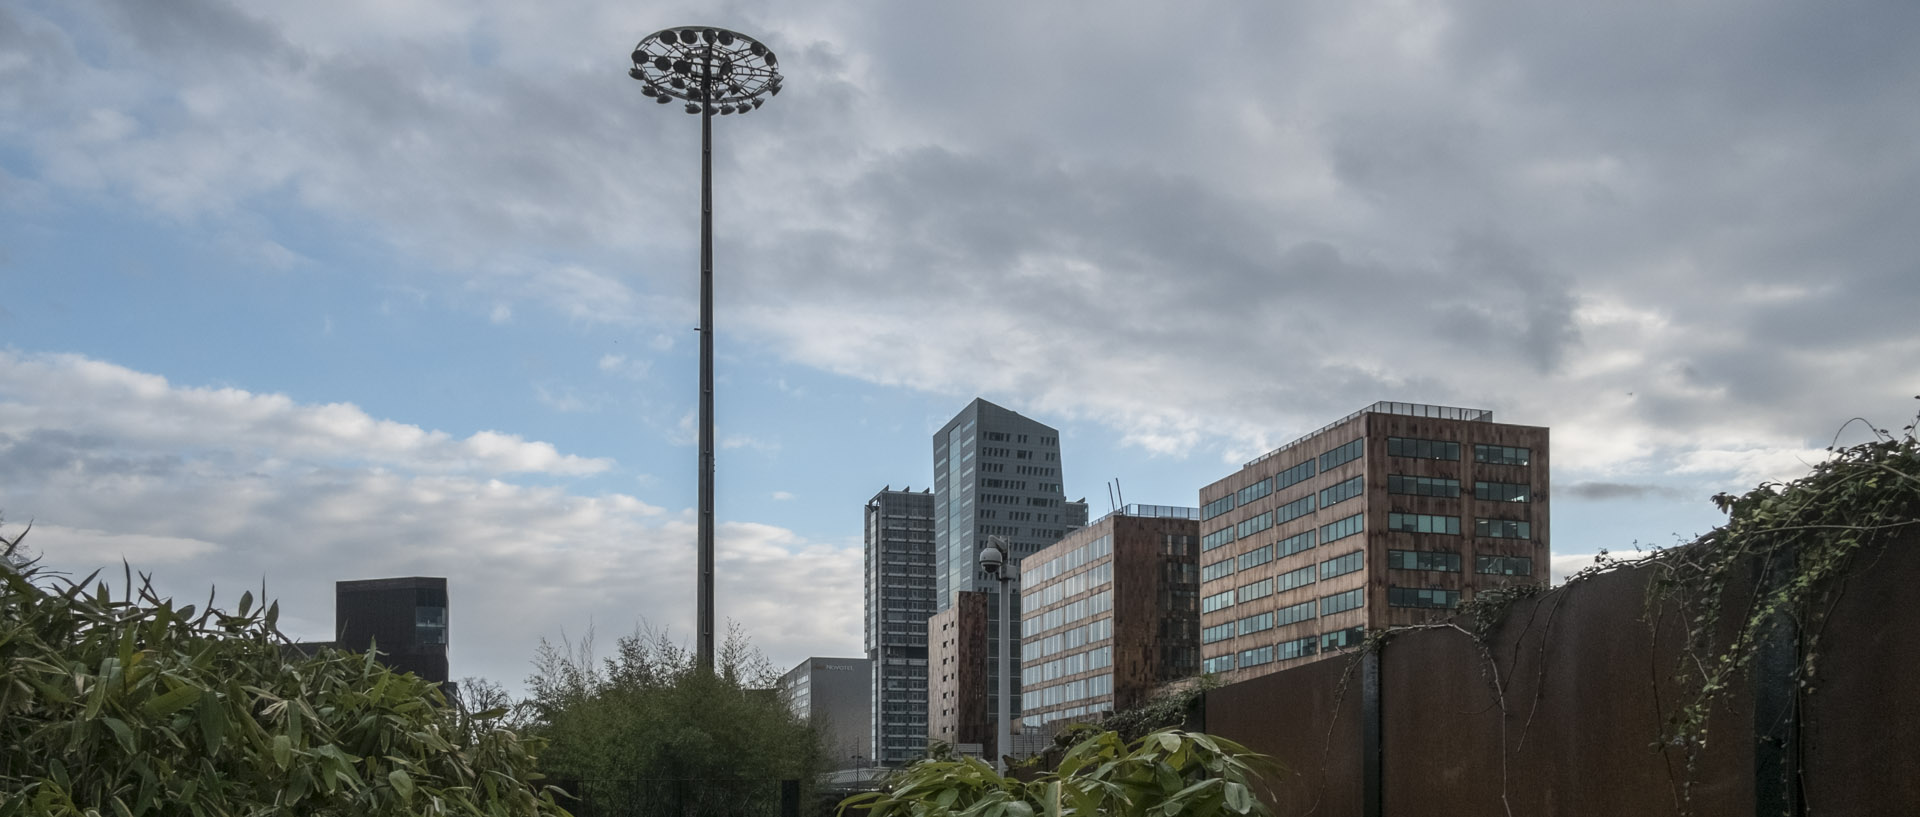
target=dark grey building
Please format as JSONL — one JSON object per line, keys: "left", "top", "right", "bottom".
{"left": 335, "top": 577, "right": 449, "bottom": 684}
{"left": 864, "top": 487, "right": 937, "bottom": 767}
{"left": 932, "top": 398, "right": 1083, "bottom": 725}
{"left": 780, "top": 657, "right": 874, "bottom": 770}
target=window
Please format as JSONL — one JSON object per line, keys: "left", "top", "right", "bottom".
{"left": 1320, "top": 550, "right": 1364, "bottom": 580}
{"left": 1389, "top": 587, "right": 1461, "bottom": 609}
{"left": 1202, "top": 558, "right": 1235, "bottom": 583}
{"left": 1389, "top": 513, "right": 1461, "bottom": 535}
{"left": 1274, "top": 599, "right": 1317, "bottom": 627}
{"left": 1475, "top": 519, "right": 1532, "bottom": 539}
{"left": 1274, "top": 560, "right": 1320, "bottom": 594}
{"left": 1476, "top": 555, "right": 1534, "bottom": 575}
{"left": 1321, "top": 627, "right": 1365, "bottom": 651}
{"left": 1276, "top": 529, "right": 1317, "bottom": 558}
{"left": 1320, "top": 588, "right": 1364, "bottom": 616}
{"left": 1203, "top": 655, "right": 1236, "bottom": 673}
{"left": 1238, "top": 577, "right": 1275, "bottom": 602}
{"left": 1320, "top": 438, "right": 1364, "bottom": 471}
{"left": 1274, "top": 494, "right": 1317, "bottom": 525}
{"left": 1239, "top": 645, "right": 1276, "bottom": 668}
{"left": 1321, "top": 513, "right": 1365, "bottom": 544}
{"left": 1237, "top": 612, "right": 1274, "bottom": 636}
{"left": 1202, "top": 623, "right": 1236, "bottom": 644}
{"left": 1388, "top": 550, "right": 1461, "bottom": 572}
{"left": 1237, "top": 544, "right": 1274, "bottom": 572}
{"left": 1236, "top": 511, "right": 1274, "bottom": 539}
{"left": 1202, "top": 590, "right": 1236, "bottom": 614}
{"left": 1475, "top": 444, "right": 1531, "bottom": 466}
{"left": 1388, "top": 475, "right": 1461, "bottom": 498}
{"left": 1275, "top": 636, "right": 1318, "bottom": 661}
{"left": 1319, "top": 475, "right": 1365, "bottom": 508}
{"left": 1387, "top": 437, "right": 1460, "bottom": 461}
{"left": 1202, "top": 526, "right": 1236, "bottom": 552}
{"left": 1236, "top": 478, "right": 1274, "bottom": 506}
{"left": 1201, "top": 495, "right": 1235, "bottom": 520}
{"left": 415, "top": 606, "right": 448, "bottom": 646}
{"left": 1475, "top": 481, "right": 1531, "bottom": 503}
{"left": 1274, "top": 459, "right": 1317, "bottom": 491}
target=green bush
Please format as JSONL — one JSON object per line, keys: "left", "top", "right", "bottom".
{"left": 0, "top": 527, "right": 566, "bottom": 817}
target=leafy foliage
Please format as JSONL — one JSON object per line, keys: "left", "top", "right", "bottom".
{"left": 1096, "top": 677, "right": 1215, "bottom": 744}
{"left": 523, "top": 622, "right": 822, "bottom": 789}
{"left": 841, "top": 728, "right": 1276, "bottom": 817}
{"left": 0, "top": 534, "right": 567, "bottom": 816}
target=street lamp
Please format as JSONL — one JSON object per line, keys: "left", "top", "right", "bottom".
{"left": 978, "top": 537, "right": 1013, "bottom": 772}
{"left": 628, "top": 27, "right": 783, "bottom": 675}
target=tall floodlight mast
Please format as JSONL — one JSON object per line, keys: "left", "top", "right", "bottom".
{"left": 629, "top": 27, "right": 783, "bottom": 675}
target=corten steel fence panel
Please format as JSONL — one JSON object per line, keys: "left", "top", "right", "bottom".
{"left": 555, "top": 778, "right": 793, "bottom": 817}
{"left": 1204, "top": 654, "right": 1365, "bottom": 816}
{"left": 1803, "top": 535, "right": 1920, "bottom": 815}
{"left": 1378, "top": 563, "right": 1752, "bottom": 817}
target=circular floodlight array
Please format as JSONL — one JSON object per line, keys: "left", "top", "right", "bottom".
{"left": 629, "top": 27, "right": 783, "bottom": 115}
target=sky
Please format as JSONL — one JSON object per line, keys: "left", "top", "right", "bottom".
{"left": 2, "top": 0, "right": 1917, "bottom": 692}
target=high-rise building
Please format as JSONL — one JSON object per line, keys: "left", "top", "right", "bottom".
{"left": 931, "top": 398, "right": 1076, "bottom": 723}
{"left": 1019, "top": 505, "right": 1202, "bottom": 734}
{"left": 1197, "top": 402, "right": 1549, "bottom": 682}
{"left": 334, "top": 577, "right": 449, "bottom": 684}
{"left": 864, "top": 487, "right": 936, "bottom": 767}
{"left": 780, "top": 657, "right": 874, "bottom": 770}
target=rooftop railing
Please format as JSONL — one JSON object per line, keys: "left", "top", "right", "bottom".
{"left": 1243, "top": 401, "right": 1493, "bottom": 468}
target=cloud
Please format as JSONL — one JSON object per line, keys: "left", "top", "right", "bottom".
{"left": 0, "top": 354, "right": 860, "bottom": 689}
{"left": 771, "top": 491, "right": 795, "bottom": 501}
{"left": 1561, "top": 482, "right": 1688, "bottom": 502}
{"left": 0, "top": 351, "right": 611, "bottom": 476}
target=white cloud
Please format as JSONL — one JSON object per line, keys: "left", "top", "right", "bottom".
{"left": 771, "top": 490, "right": 795, "bottom": 501}
{"left": 0, "top": 351, "right": 611, "bottom": 476}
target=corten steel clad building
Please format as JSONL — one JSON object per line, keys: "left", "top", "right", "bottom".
{"left": 1196, "top": 402, "right": 1549, "bottom": 682}
{"left": 780, "top": 657, "right": 874, "bottom": 770}
{"left": 926, "top": 591, "right": 991, "bottom": 757}
{"left": 1018, "top": 505, "right": 1202, "bottom": 734}
{"left": 931, "top": 398, "right": 1087, "bottom": 727}
{"left": 334, "top": 577, "right": 449, "bottom": 684}
{"left": 864, "top": 487, "right": 937, "bottom": 767}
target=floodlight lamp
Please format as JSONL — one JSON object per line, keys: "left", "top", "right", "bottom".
{"left": 629, "top": 67, "right": 646, "bottom": 81}
{"left": 703, "top": 29, "right": 717, "bottom": 43}
{"left": 655, "top": 94, "right": 671, "bottom": 104}
{"left": 679, "top": 29, "right": 698, "bottom": 44}
{"left": 685, "top": 102, "right": 701, "bottom": 114}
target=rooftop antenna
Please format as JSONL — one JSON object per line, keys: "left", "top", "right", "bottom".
{"left": 1115, "top": 478, "right": 1126, "bottom": 511}
{"left": 1106, "top": 481, "right": 1118, "bottom": 514}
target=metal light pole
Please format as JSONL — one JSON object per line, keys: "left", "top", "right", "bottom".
{"left": 979, "top": 537, "right": 1013, "bottom": 772}
{"left": 629, "top": 27, "right": 783, "bottom": 675}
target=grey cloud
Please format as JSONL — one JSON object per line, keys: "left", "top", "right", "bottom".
{"left": 1562, "top": 481, "right": 1688, "bottom": 502}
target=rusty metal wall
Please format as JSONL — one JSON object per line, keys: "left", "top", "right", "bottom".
{"left": 1202, "top": 533, "right": 1919, "bottom": 817}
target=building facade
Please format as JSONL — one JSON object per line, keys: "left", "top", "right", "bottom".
{"left": 1019, "top": 506, "right": 1202, "bottom": 734}
{"left": 1196, "top": 403, "right": 1550, "bottom": 682}
{"left": 931, "top": 398, "right": 1084, "bottom": 724}
{"left": 335, "top": 577, "right": 449, "bottom": 684}
{"left": 780, "top": 657, "right": 874, "bottom": 770}
{"left": 926, "top": 591, "right": 991, "bottom": 757}
{"left": 864, "top": 487, "right": 937, "bottom": 767}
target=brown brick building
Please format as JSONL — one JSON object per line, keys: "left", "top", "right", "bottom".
{"left": 926, "top": 591, "right": 990, "bottom": 756}
{"left": 1018, "top": 506, "right": 1202, "bottom": 734}
{"left": 1197, "top": 402, "right": 1549, "bottom": 682}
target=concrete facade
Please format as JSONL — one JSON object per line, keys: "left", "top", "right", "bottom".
{"left": 864, "top": 487, "right": 937, "bottom": 767}
{"left": 1196, "top": 402, "right": 1550, "bottom": 682}
{"left": 780, "top": 657, "right": 874, "bottom": 770}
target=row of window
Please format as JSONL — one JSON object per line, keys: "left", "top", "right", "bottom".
{"left": 1024, "top": 617, "right": 1114, "bottom": 661}
{"left": 1237, "top": 477, "right": 1273, "bottom": 507}
{"left": 1476, "top": 481, "right": 1532, "bottom": 503}
{"left": 1026, "top": 534, "right": 1113, "bottom": 586}
{"left": 1478, "top": 519, "right": 1532, "bottom": 539}
{"left": 1239, "top": 543, "right": 1274, "bottom": 572}
{"left": 1388, "top": 474, "right": 1460, "bottom": 498}
{"left": 1202, "top": 557, "right": 1235, "bottom": 583}
{"left": 1477, "top": 445, "right": 1532, "bottom": 466}
{"left": 1024, "top": 589, "right": 1113, "bottom": 636}
{"left": 1389, "top": 587, "right": 1461, "bottom": 608}
{"left": 1202, "top": 494, "right": 1235, "bottom": 520}
{"left": 1320, "top": 550, "right": 1364, "bottom": 580}
{"left": 1203, "top": 627, "right": 1366, "bottom": 673}
{"left": 1388, "top": 549, "right": 1461, "bottom": 572}
{"left": 1320, "top": 475, "right": 1364, "bottom": 509}
{"left": 1022, "top": 645, "right": 1112, "bottom": 686}
{"left": 1203, "top": 585, "right": 1366, "bottom": 618}
{"left": 1202, "top": 526, "right": 1235, "bottom": 551}
{"left": 1386, "top": 437, "right": 1534, "bottom": 466}
{"left": 1322, "top": 513, "right": 1365, "bottom": 544}
{"left": 1033, "top": 562, "right": 1113, "bottom": 607}
{"left": 1320, "top": 438, "right": 1364, "bottom": 471}
{"left": 1237, "top": 510, "right": 1274, "bottom": 540}
{"left": 1205, "top": 492, "right": 1319, "bottom": 553}
{"left": 1278, "top": 529, "right": 1318, "bottom": 558}
{"left": 1031, "top": 673, "right": 1113, "bottom": 709}
{"left": 1389, "top": 513, "right": 1461, "bottom": 535}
